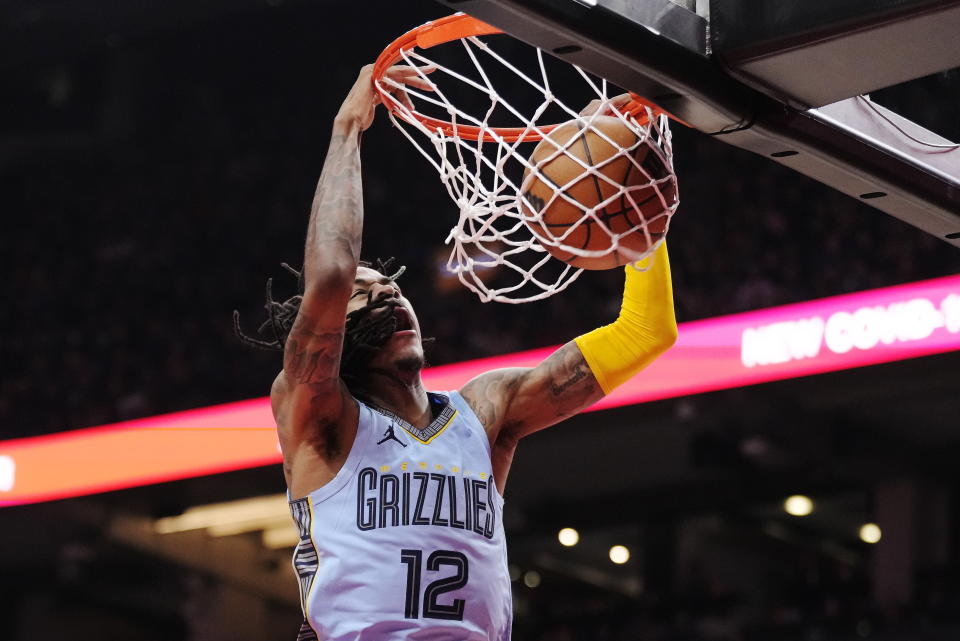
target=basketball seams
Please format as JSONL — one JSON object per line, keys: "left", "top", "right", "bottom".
{"left": 607, "top": 132, "right": 642, "bottom": 244}
{"left": 574, "top": 128, "right": 605, "bottom": 254}
{"left": 578, "top": 128, "right": 606, "bottom": 210}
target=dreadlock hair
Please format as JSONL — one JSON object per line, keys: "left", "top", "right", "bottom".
{"left": 234, "top": 258, "right": 426, "bottom": 403}
{"left": 233, "top": 262, "right": 306, "bottom": 352}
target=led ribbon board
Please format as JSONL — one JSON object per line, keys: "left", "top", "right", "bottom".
{"left": 2, "top": 275, "right": 958, "bottom": 506}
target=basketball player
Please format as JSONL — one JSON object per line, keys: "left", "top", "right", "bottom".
{"left": 236, "top": 65, "right": 677, "bottom": 640}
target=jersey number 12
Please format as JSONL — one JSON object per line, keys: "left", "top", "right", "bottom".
{"left": 400, "top": 549, "right": 468, "bottom": 620}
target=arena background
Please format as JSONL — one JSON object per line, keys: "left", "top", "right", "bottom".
{"left": 2, "top": 0, "right": 959, "bottom": 639}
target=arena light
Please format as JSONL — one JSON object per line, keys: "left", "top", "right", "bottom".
{"left": 154, "top": 494, "right": 288, "bottom": 535}
{"left": 523, "top": 570, "right": 542, "bottom": 588}
{"left": 609, "top": 545, "right": 631, "bottom": 564}
{"left": 1, "top": 275, "right": 958, "bottom": 507}
{"left": 558, "top": 527, "right": 580, "bottom": 546}
{"left": 0, "top": 398, "right": 280, "bottom": 507}
{"left": 859, "top": 523, "right": 882, "bottom": 544}
{"left": 262, "top": 526, "right": 300, "bottom": 549}
{"left": 0, "top": 456, "right": 13, "bottom": 492}
{"left": 784, "top": 495, "right": 814, "bottom": 516}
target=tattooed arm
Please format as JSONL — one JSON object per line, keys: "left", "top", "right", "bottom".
{"left": 286, "top": 64, "right": 435, "bottom": 391}
{"left": 280, "top": 67, "right": 372, "bottom": 436}
{"left": 458, "top": 342, "right": 602, "bottom": 492}
{"left": 460, "top": 342, "right": 604, "bottom": 443}
{"left": 276, "top": 65, "right": 433, "bottom": 468}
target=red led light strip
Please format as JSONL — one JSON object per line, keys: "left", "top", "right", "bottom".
{"left": 2, "top": 274, "right": 958, "bottom": 506}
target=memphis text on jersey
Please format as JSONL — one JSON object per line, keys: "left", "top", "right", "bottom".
{"left": 356, "top": 466, "right": 497, "bottom": 539}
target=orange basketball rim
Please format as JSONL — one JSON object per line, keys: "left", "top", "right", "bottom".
{"left": 373, "top": 12, "right": 680, "bottom": 142}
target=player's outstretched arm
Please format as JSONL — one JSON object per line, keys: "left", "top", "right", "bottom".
{"left": 282, "top": 65, "right": 433, "bottom": 422}
{"left": 462, "top": 242, "right": 678, "bottom": 442}
{"left": 281, "top": 66, "right": 374, "bottom": 427}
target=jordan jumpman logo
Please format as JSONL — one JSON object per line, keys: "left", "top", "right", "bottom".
{"left": 377, "top": 424, "right": 407, "bottom": 447}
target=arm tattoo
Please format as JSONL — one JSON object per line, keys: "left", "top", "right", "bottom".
{"left": 304, "top": 133, "right": 364, "bottom": 268}
{"left": 462, "top": 343, "right": 602, "bottom": 437}
{"left": 465, "top": 371, "right": 518, "bottom": 431}
{"left": 283, "top": 132, "right": 362, "bottom": 385}
{"left": 543, "top": 343, "right": 601, "bottom": 419}
{"left": 549, "top": 366, "right": 587, "bottom": 396}
{"left": 283, "top": 313, "right": 344, "bottom": 385}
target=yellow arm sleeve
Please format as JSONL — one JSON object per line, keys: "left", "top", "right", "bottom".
{"left": 573, "top": 242, "right": 678, "bottom": 395}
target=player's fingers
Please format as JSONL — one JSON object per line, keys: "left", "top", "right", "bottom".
{"left": 376, "top": 82, "right": 413, "bottom": 111}
{"left": 391, "top": 64, "right": 437, "bottom": 76}
{"left": 384, "top": 65, "right": 435, "bottom": 83}
{"left": 379, "top": 76, "right": 427, "bottom": 103}
{"left": 385, "top": 66, "right": 436, "bottom": 91}
{"left": 579, "top": 99, "right": 602, "bottom": 117}
{"left": 607, "top": 93, "right": 636, "bottom": 116}
{"left": 397, "top": 87, "right": 414, "bottom": 111}
{"left": 580, "top": 94, "right": 635, "bottom": 117}
{"left": 401, "top": 77, "right": 436, "bottom": 92}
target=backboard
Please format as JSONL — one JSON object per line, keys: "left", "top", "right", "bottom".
{"left": 433, "top": 0, "right": 960, "bottom": 247}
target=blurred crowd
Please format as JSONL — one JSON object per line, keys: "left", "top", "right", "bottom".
{"left": 2, "top": 67, "right": 957, "bottom": 441}
{"left": 518, "top": 558, "right": 960, "bottom": 641}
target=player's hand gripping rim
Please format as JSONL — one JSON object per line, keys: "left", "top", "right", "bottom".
{"left": 336, "top": 64, "right": 436, "bottom": 132}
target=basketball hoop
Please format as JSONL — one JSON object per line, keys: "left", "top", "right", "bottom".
{"left": 373, "top": 13, "right": 683, "bottom": 303}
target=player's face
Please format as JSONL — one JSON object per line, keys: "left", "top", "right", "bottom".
{"left": 347, "top": 265, "right": 424, "bottom": 371}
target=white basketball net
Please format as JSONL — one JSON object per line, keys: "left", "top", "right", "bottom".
{"left": 375, "top": 32, "right": 678, "bottom": 303}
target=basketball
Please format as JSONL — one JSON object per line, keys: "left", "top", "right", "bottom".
{"left": 520, "top": 115, "right": 676, "bottom": 270}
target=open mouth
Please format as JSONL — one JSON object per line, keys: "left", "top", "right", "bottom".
{"left": 392, "top": 307, "right": 414, "bottom": 333}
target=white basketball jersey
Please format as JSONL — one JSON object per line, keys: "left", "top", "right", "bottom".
{"left": 287, "top": 391, "right": 512, "bottom": 641}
